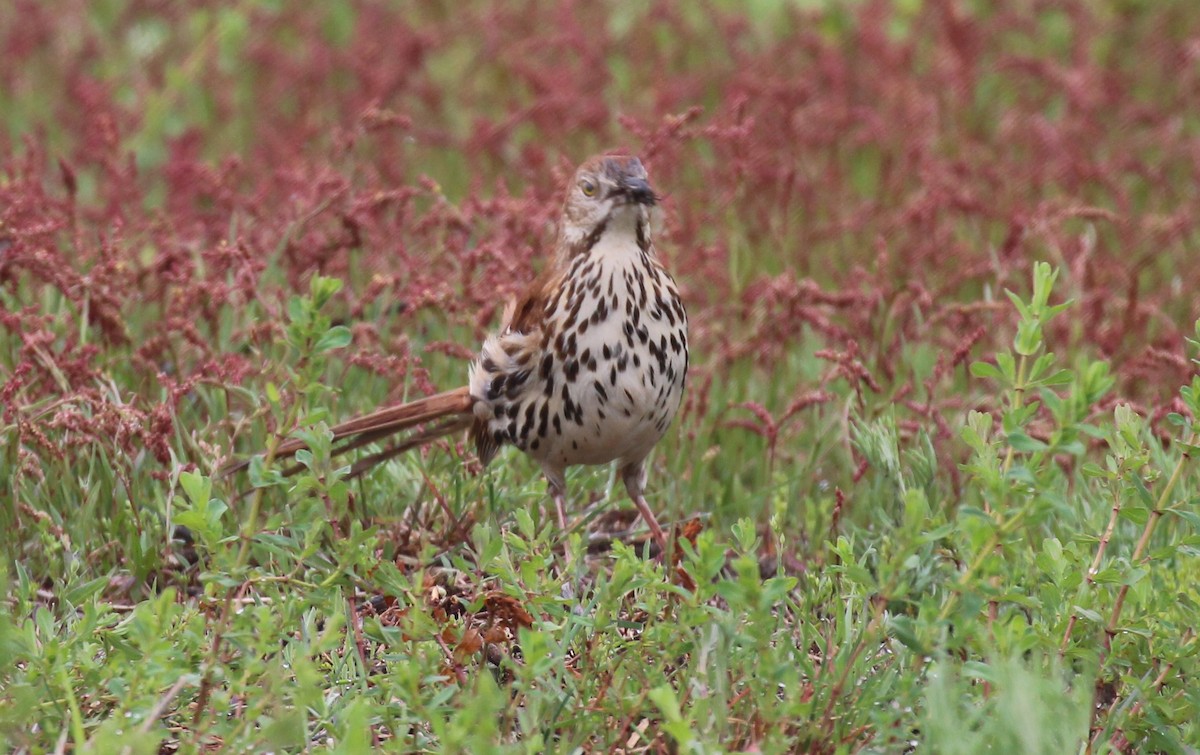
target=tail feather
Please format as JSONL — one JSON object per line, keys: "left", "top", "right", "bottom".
{"left": 343, "top": 416, "right": 474, "bottom": 479}
{"left": 276, "top": 386, "right": 474, "bottom": 456}
{"left": 220, "top": 386, "right": 475, "bottom": 478}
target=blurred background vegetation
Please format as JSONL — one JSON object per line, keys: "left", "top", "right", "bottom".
{"left": 2, "top": 0, "right": 1199, "bottom": 751}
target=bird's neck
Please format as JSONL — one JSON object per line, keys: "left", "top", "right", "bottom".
{"left": 558, "top": 210, "right": 652, "bottom": 266}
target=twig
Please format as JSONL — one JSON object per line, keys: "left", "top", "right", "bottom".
{"left": 819, "top": 599, "right": 884, "bottom": 734}
{"left": 348, "top": 595, "right": 371, "bottom": 672}
{"left": 1103, "top": 435, "right": 1194, "bottom": 652}
{"left": 119, "top": 675, "right": 191, "bottom": 755}
{"left": 1089, "top": 646, "right": 1185, "bottom": 754}
{"left": 1090, "top": 433, "right": 1196, "bottom": 737}
{"left": 1060, "top": 481, "right": 1125, "bottom": 656}
{"left": 434, "top": 633, "right": 469, "bottom": 686}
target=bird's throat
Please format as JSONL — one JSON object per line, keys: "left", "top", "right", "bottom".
{"left": 581, "top": 208, "right": 650, "bottom": 263}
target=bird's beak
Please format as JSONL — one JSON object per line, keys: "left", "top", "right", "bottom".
{"left": 619, "top": 175, "right": 657, "bottom": 206}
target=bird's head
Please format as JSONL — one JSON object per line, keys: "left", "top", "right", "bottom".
{"left": 558, "top": 154, "right": 658, "bottom": 258}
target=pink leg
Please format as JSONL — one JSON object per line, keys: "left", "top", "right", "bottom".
{"left": 552, "top": 487, "right": 569, "bottom": 531}
{"left": 543, "top": 465, "right": 570, "bottom": 530}
{"left": 543, "top": 468, "right": 575, "bottom": 568}
{"left": 621, "top": 461, "right": 668, "bottom": 552}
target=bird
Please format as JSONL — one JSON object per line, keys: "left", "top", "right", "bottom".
{"left": 233, "top": 154, "right": 689, "bottom": 549}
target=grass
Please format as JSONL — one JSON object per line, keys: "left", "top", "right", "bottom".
{"left": 3, "top": 1, "right": 1200, "bottom": 751}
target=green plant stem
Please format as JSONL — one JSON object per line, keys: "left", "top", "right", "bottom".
{"left": 59, "top": 666, "right": 86, "bottom": 749}
{"left": 1088, "top": 431, "right": 1199, "bottom": 742}
{"left": 1087, "top": 483, "right": 1125, "bottom": 586}
{"left": 1104, "top": 433, "right": 1195, "bottom": 646}
{"left": 1103, "top": 509, "right": 1165, "bottom": 655}
{"left": 999, "top": 353, "right": 1029, "bottom": 479}
{"left": 235, "top": 360, "right": 313, "bottom": 568}
{"left": 1089, "top": 635, "right": 1191, "bottom": 755}
{"left": 977, "top": 352, "right": 1032, "bottom": 668}
{"left": 1060, "top": 480, "right": 1125, "bottom": 656}
{"left": 1122, "top": 628, "right": 1194, "bottom": 724}
{"left": 938, "top": 505, "right": 1034, "bottom": 623}
{"left": 937, "top": 533, "right": 997, "bottom": 622}
{"left": 820, "top": 600, "right": 885, "bottom": 732}
{"left": 195, "top": 394, "right": 304, "bottom": 736}
{"left": 235, "top": 432, "right": 285, "bottom": 569}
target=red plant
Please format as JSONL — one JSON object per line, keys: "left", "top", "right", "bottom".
{"left": 2, "top": 0, "right": 1197, "bottom": 482}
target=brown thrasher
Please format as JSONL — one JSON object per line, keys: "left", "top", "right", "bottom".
{"left": 239, "top": 154, "right": 688, "bottom": 548}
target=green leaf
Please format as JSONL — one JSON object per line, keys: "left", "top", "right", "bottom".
{"left": 1121, "top": 566, "right": 1148, "bottom": 587}
{"left": 310, "top": 274, "right": 343, "bottom": 307}
{"left": 732, "top": 517, "right": 758, "bottom": 553}
{"left": 1057, "top": 440, "right": 1085, "bottom": 456}
{"left": 996, "top": 353, "right": 1016, "bottom": 382}
{"left": 1077, "top": 423, "right": 1108, "bottom": 439}
{"left": 903, "top": 488, "right": 929, "bottom": 531}
{"left": 1004, "top": 289, "right": 1032, "bottom": 321}
{"left": 1007, "top": 431, "right": 1048, "bottom": 452}
{"left": 514, "top": 508, "right": 536, "bottom": 540}
{"left": 287, "top": 295, "right": 307, "bottom": 326}
{"left": 1043, "top": 537, "right": 1063, "bottom": 562}
{"left": 314, "top": 325, "right": 352, "bottom": 353}
{"left": 647, "top": 687, "right": 682, "bottom": 719}
{"left": 175, "top": 492, "right": 228, "bottom": 544}
{"left": 62, "top": 576, "right": 111, "bottom": 607}
{"left": 888, "top": 616, "right": 928, "bottom": 654}
{"left": 647, "top": 685, "right": 695, "bottom": 747}
{"left": 248, "top": 456, "right": 284, "bottom": 488}
{"left": 1005, "top": 401, "right": 1041, "bottom": 429}
{"left": 263, "top": 708, "right": 307, "bottom": 751}
{"left": 917, "top": 523, "right": 956, "bottom": 543}
{"left": 1177, "top": 441, "right": 1200, "bottom": 457}
{"left": 1039, "top": 388, "right": 1063, "bottom": 416}
{"left": 1014, "top": 320, "right": 1042, "bottom": 356}
{"left": 1148, "top": 545, "right": 1178, "bottom": 561}
{"left": 1080, "top": 462, "right": 1109, "bottom": 479}
{"left": 1119, "top": 506, "right": 1149, "bottom": 526}
{"left": 301, "top": 407, "right": 330, "bottom": 426}
{"left": 179, "top": 470, "right": 211, "bottom": 507}
{"left": 1006, "top": 464, "right": 1037, "bottom": 484}
{"left": 1037, "top": 369, "right": 1074, "bottom": 387}
{"left": 1028, "top": 352, "right": 1056, "bottom": 382}
{"left": 1130, "top": 474, "right": 1155, "bottom": 508}
{"left": 1169, "top": 509, "right": 1200, "bottom": 529}
{"left": 970, "top": 361, "right": 1003, "bottom": 381}
{"left": 332, "top": 698, "right": 371, "bottom": 754}
{"left": 960, "top": 424, "right": 984, "bottom": 452}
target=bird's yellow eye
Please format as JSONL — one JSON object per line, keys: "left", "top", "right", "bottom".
{"left": 580, "top": 179, "right": 597, "bottom": 197}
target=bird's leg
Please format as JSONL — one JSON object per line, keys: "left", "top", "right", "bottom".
{"left": 543, "top": 467, "right": 577, "bottom": 576}
{"left": 620, "top": 461, "right": 668, "bottom": 555}
{"left": 552, "top": 488, "right": 569, "bottom": 532}
{"left": 543, "top": 466, "right": 569, "bottom": 531}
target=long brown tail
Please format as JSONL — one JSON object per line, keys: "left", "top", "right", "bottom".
{"left": 220, "top": 386, "right": 475, "bottom": 479}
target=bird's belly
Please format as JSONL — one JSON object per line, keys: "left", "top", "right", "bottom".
{"left": 524, "top": 315, "right": 687, "bottom": 469}
{"left": 473, "top": 253, "right": 688, "bottom": 472}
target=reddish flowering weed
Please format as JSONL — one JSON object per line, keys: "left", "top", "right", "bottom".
{"left": 1, "top": 0, "right": 1197, "bottom": 485}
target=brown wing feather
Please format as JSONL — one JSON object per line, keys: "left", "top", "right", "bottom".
{"left": 505, "top": 266, "right": 562, "bottom": 335}
{"left": 466, "top": 264, "right": 563, "bottom": 467}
